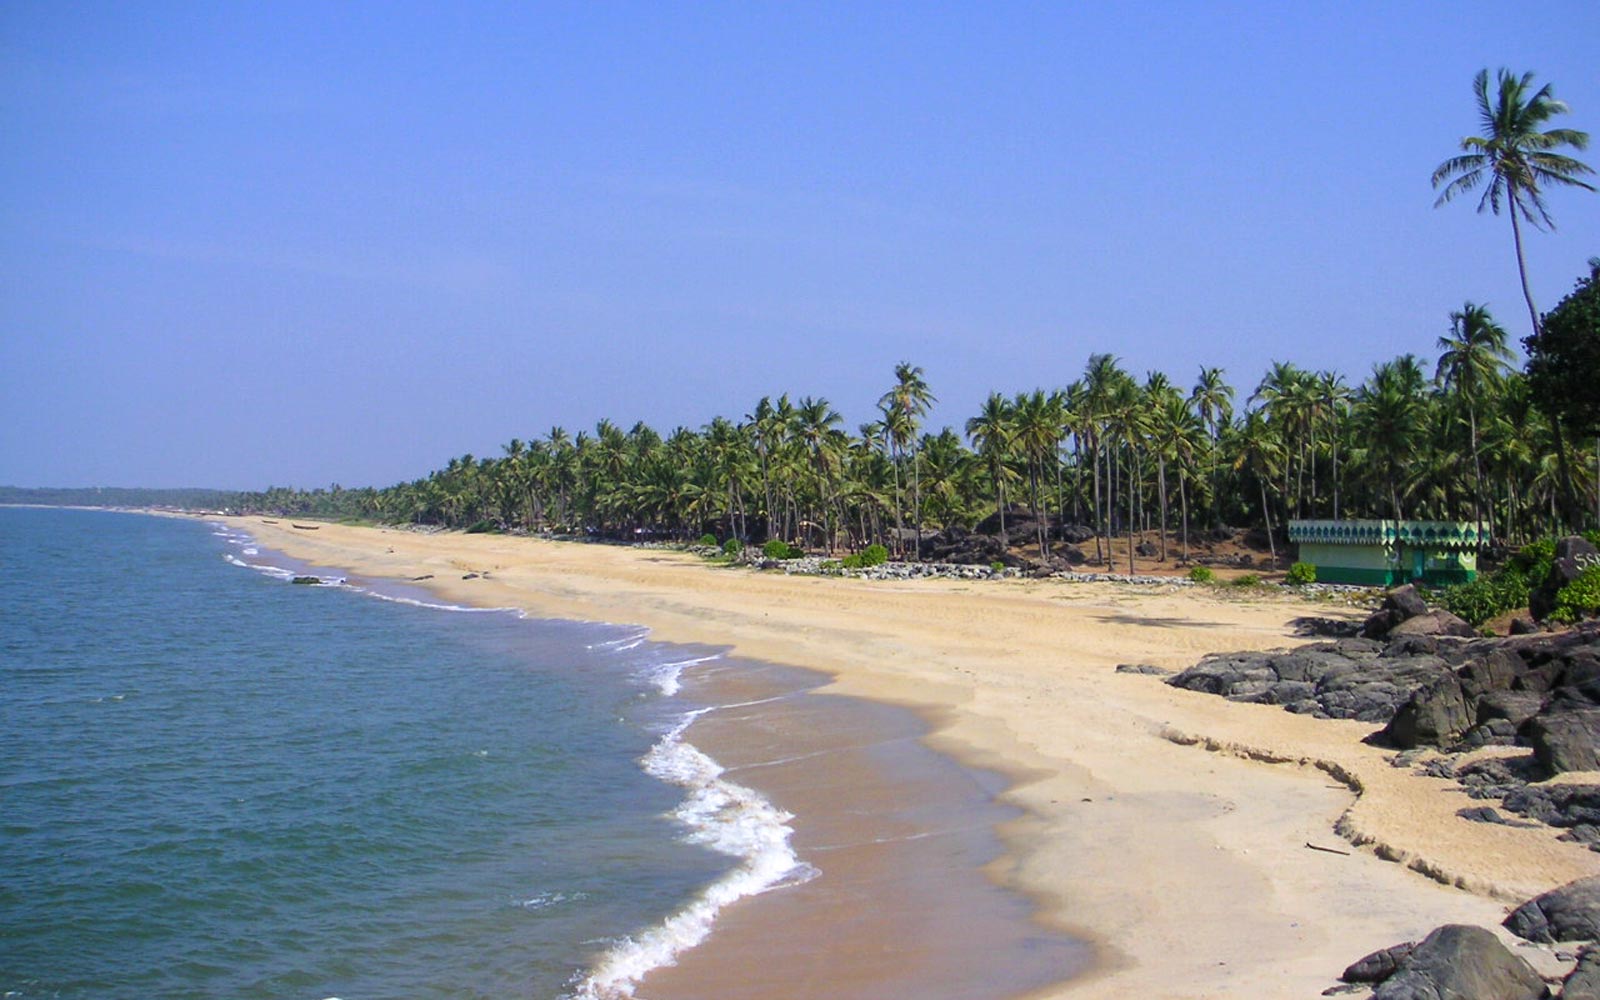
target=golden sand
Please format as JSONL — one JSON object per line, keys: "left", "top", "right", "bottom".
{"left": 230, "top": 518, "right": 1598, "bottom": 998}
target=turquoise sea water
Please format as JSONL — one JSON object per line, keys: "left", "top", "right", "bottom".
{"left": 0, "top": 508, "right": 802, "bottom": 999}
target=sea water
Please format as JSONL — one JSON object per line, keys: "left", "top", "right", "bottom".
{"left": 0, "top": 507, "right": 810, "bottom": 999}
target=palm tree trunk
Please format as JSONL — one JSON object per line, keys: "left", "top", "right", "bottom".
{"left": 1510, "top": 200, "right": 1542, "bottom": 338}
{"left": 1260, "top": 478, "right": 1277, "bottom": 566}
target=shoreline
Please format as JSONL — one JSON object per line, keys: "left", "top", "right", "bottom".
{"left": 216, "top": 517, "right": 1597, "bottom": 997}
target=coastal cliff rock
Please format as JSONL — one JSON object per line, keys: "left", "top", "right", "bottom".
{"left": 1366, "top": 924, "right": 1547, "bottom": 1000}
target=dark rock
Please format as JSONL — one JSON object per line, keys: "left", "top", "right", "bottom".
{"left": 1504, "top": 875, "right": 1600, "bottom": 943}
{"left": 1383, "top": 672, "right": 1474, "bottom": 749}
{"left": 1502, "top": 785, "right": 1600, "bottom": 830}
{"left": 1521, "top": 708, "right": 1600, "bottom": 775}
{"left": 1512, "top": 617, "right": 1542, "bottom": 635}
{"left": 1056, "top": 523, "right": 1095, "bottom": 544}
{"left": 291, "top": 576, "right": 322, "bottom": 585}
{"left": 1389, "top": 584, "right": 1430, "bottom": 619}
{"left": 1341, "top": 941, "right": 1417, "bottom": 983}
{"left": 1291, "top": 616, "right": 1363, "bottom": 638}
{"left": 1115, "top": 663, "right": 1171, "bottom": 676}
{"left": 1561, "top": 946, "right": 1600, "bottom": 1000}
{"left": 1370, "top": 924, "right": 1546, "bottom": 1000}
{"left": 1456, "top": 806, "right": 1538, "bottom": 827}
{"left": 1531, "top": 537, "right": 1599, "bottom": 621}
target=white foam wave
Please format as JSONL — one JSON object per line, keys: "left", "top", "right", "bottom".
{"left": 638, "top": 653, "right": 723, "bottom": 697}
{"left": 589, "top": 630, "right": 650, "bottom": 650}
{"left": 570, "top": 714, "right": 817, "bottom": 999}
{"left": 351, "top": 588, "right": 518, "bottom": 614}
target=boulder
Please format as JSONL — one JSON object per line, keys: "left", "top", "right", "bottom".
{"left": 1521, "top": 708, "right": 1600, "bottom": 775}
{"left": 1371, "top": 924, "right": 1546, "bottom": 1000}
{"left": 1532, "top": 536, "right": 1600, "bottom": 621}
{"left": 1383, "top": 672, "right": 1475, "bottom": 748}
{"left": 1341, "top": 941, "right": 1416, "bottom": 983}
{"left": 1561, "top": 946, "right": 1600, "bottom": 1000}
{"left": 1362, "top": 584, "right": 1431, "bottom": 639}
{"left": 1505, "top": 875, "right": 1600, "bottom": 944}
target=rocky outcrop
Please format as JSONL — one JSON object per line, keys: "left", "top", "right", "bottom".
{"left": 1363, "top": 924, "right": 1547, "bottom": 1000}
{"left": 1505, "top": 876, "right": 1600, "bottom": 944}
{"left": 1532, "top": 537, "right": 1600, "bottom": 623}
{"left": 1167, "top": 637, "right": 1454, "bottom": 723}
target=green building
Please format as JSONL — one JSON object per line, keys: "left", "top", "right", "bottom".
{"left": 1287, "top": 519, "right": 1482, "bottom": 587}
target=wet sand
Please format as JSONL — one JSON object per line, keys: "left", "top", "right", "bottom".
{"left": 649, "top": 657, "right": 1091, "bottom": 1000}
{"left": 217, "top": 518, "right": 1600, "bottom": 998}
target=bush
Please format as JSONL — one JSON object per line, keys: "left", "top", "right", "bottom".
{"left": 860, "top": 543, "right": 889, "bottom": 567}
{"left": 1232, "top": 573, "right": 1261, "bottom": 587}
{"left": 840, "top": 553, "right": 864, "bottom": 569}
{"left": 722, "top": 538, "right": 743, "bottom": 555}
{"left": 1187, "top": 566, "right": 1215, "bottom": 583}
{"left": 762, "top": 539, "right": 803, "bottom": 560}
{"left": 991, "top": 561, "right": 1006, "bottom": 573}
{"left": 1286, "top": 562, "right": 1316, "bottom": 586}
{"left": 465, "top": 519, "right": 499, "bottom": 534}
{"left": 1553, "top": 564, "right": 1600, "bottom": 623}
{"left": 698, "top": 533, "right": 718, "bottom": 547}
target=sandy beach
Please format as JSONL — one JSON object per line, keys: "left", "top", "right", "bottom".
{"left": 229, "top": 518, "right": 1598, "bottom": 998}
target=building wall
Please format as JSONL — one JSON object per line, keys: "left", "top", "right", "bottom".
{"left": 1298, "top": 541, "right": 1399, "bottom": 586}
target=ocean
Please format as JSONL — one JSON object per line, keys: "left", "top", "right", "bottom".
{"left": 0, "top": 507, "right": 811, "bottom": 999}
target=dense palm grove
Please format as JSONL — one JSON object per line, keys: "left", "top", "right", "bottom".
{"left": 239, "top": 269, "right": 1599, "bottom": 562}
{"left": 239, "top": 69, "right": 1598, "bottom": 561}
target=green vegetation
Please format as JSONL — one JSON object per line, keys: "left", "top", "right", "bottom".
{"left": 1232, "top": 574, "right": 1262, "bottom": 588}
{"left": 194, "top": 72, "right": 1591, "bottom": 566}
{"left": 721, "top": 538, "right": 743, "bottom": 556}
{"left": 1286, "top": 562, "right": 1316, "bottom": 586}
{"left": 698, "top": 533, "right": 718, "bottom": 547}
{"left": 1187, "top": 566, "right": 1216, "bottom": 584}
{"left": 465, "top": 519, "right": 499, "bottom": 534}
{"left": 762, "top": 539, "right": 803, "bottom": 560}
{"left": 1553, "top": 564, "right": 1600, "bottom": 623}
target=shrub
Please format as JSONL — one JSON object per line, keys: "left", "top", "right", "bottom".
{"left": 698, "top": 533, "right": 718, "bottom": 547}
{"left": 991, "top": 561, "right": 1006, "bottom": 573}
{"left": 1553, "top": 564, "right": 1600, "bottom": 623}
{"left": 465, "top": 519, "right": 499, "bottom": 534}
{"left": 840, "top": 553, "right": 864, "bottom": 569}
{"left": 721, "top": 538, "right": 743, "bottom": 555}
{"left": 860, "top": 543, "right": 889, "bottom": 567}
{"left": 1286, "top": 562, "right": 1316, "bottom": 586}
{"left": 762, "top": 539, "right": 803, "bottom": 560}
{"left": 1232, "top": 573, "right": 1261, "bottom": 587}
{"left": 1187, "top": 566, "right": 1215, "bottom": 584}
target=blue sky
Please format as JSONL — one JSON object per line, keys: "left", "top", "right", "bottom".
{"left": 3, "top": 2, "right": 1597, "bottom": 490}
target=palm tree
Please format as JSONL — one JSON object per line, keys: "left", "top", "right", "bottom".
{"left": 878, "top": 363, "right": 936, "bottom": 555}
{"left": 1190, "top": 366, "right": 1234, "bottom": 528}
{"left": 1436, "top": 302, "right": 1513, "bottom": 539}
{"left": 965, "top": 392, "right": 1015, "bottom": 544}
{"left": 1011, "top": 390, "right": 1059, "bottom": 561}
{"left": 1432, "top": 68, "right": 1594, "bottom": 337}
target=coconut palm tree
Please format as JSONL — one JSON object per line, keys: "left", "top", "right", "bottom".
{"left": 965, "top": 392, "right": 1015, "bottom": 544}
{"left": 1436, "top": 302, "right": 1513, "bottom": 538}
{"left": 878, "top": 363, "right": 937, "bottom": 555}
{"left": 1432, "top": 69, "right": 1594, "bottom": 337}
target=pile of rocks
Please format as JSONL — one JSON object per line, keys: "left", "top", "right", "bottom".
{"left": 1167, "top": 586, "right": 1600, "bottom": 776}
{"left": 1336, "top": 876, "right": 1600, "bottom": 998}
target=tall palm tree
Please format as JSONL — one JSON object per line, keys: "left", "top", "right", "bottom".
{"left": 965, "top": 392, "right": 1015, "bottom": 544}
{"left": 1190, "top": 366, "right": 1234, "bottom": 528}
{"left": 878, "top": 363, "right": 936, "bottom": 555}
{"left": 1432, "top": 68, "right": 1594, "bottom": 337}
{"left": 1436, "top": 302, "right": 1513, "bottom": 539}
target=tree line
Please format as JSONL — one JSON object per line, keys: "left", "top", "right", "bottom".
{"left": 236, "top": 262, "right": 1599, "bottom": 565}
{"left": 237, "top": 67, "right": 1597, "bottom": 562}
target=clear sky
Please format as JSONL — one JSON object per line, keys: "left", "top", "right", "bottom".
{"left": 3, "top": 2, "right": 1598, "bottom": 490}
